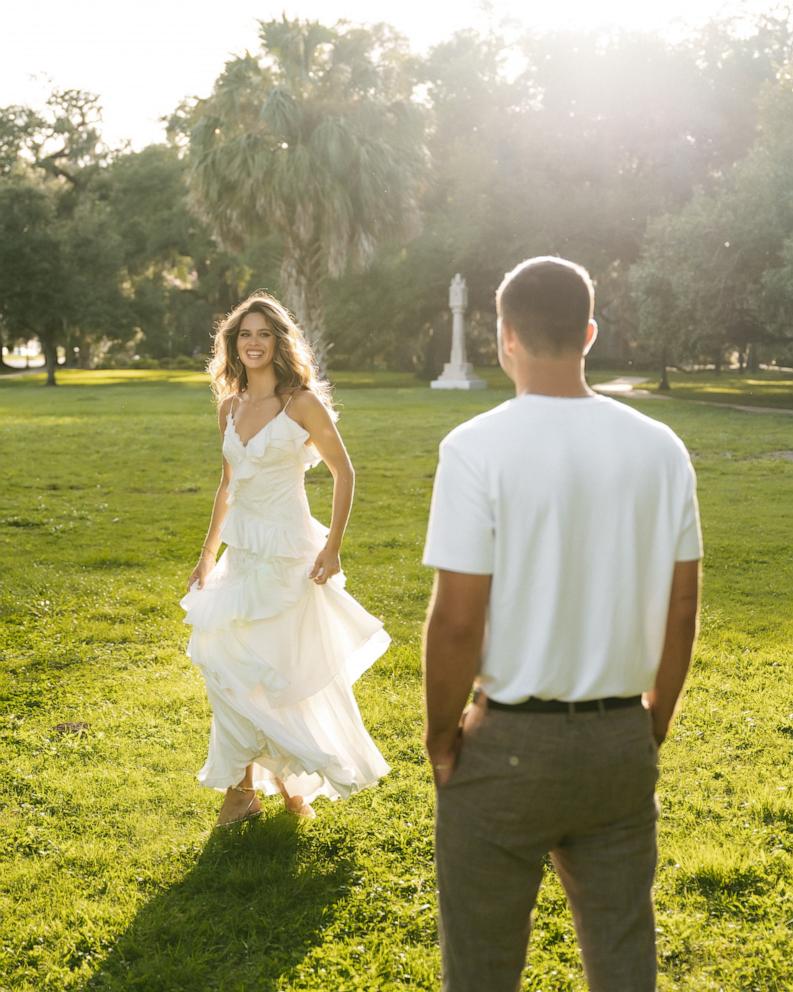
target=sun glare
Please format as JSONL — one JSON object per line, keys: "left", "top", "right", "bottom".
{"left": 0, "top": 0, "right": 767, "bottom": 150}
{"left": 454, "top": 0, "right": 763, "bottom": 35}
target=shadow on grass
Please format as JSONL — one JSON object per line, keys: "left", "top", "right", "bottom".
{"left": 83, "top": 811, "right": 354, "bottom": 992}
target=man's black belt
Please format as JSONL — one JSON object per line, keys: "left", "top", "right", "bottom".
{"left": 485, "top": 695, "right": 643, "bottom": 714}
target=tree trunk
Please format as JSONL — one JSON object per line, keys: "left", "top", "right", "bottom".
{"left": 64, "top": 328, "right": 77, "bottom": 367}
{"left": 40, "top": 335, "right": 58, "bottom": 386}
{"left": 747, "top": 342, "right": 759, "bottom": 372}
{"left": 659, "top": 349, "right": 670, "bottom": 391}
{"left": 279, "top": 244, "right": 329, "bottom": 372}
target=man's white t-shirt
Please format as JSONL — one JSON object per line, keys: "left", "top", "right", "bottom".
{"left": 422, "top": 393, "right": 703, "bottom": 703}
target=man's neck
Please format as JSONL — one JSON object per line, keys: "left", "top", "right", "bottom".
{"left": 512, "top": 354, "right": 594, "bottom": 398}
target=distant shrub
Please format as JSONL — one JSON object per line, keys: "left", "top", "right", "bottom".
{"left": 95, "top": 353, "right": 135, "bottom": 370}
{"left": 173, "top": 355, "right": 202, "bottom": 370}
{"left": 95, "top": 353, "right": 207, "bottom": 370}
{"left": 156, "top": 354, "right": 206, "bottom": 370}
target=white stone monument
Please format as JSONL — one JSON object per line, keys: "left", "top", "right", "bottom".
{"left": 431, "top": 274, "right": 486, "bottom": 390}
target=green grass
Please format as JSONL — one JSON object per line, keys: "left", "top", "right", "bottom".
{"left": 643, "top": 368, "right": 793, "bottom": 409}
{"left": 1, "top": 370, "right": 791, "bottom": 991}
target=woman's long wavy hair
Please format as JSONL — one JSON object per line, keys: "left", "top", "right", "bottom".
{"left": 207, "top": 292, "right": 335, "bottom": 416}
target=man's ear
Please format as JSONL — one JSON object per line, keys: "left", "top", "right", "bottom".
{"left": 499, "top": 316, "right": 518, "bottom": 357}
{"left": 583, "top": 319, "right": 598, "bottom": 356}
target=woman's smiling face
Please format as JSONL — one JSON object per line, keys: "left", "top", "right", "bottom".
{"left": 237, "top": 312, "right": 277, "bottom": 369}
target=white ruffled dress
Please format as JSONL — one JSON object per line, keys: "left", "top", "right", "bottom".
{"left": 179, "top": 404, "right": 391, "bottom": 803}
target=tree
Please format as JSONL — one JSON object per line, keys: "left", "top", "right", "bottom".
{"left": 58, "top": 194, "right": 130, "bottom": 367}
{"left": 0, "top": 178, "right": 65, "bottom": 384}
{"left": 320, "top": 18, "right": 792, "bottom": 372}
{"left": 182, "top": 17, "right": 427, "bottom": 363}
{"left": 0, "top": 89, "right": 106, "bottom": 188}
{"left": 630, "top": 63, "right": 793, "bottom": 381}
{"left": 0, "top": 89, "right": 125, "bottom": 381}
{"left": 0, "top": 89, "right": 277, "bottom": 372}
{"left": 98, "top": 143, "right": 287, "bottom": 359}
{"left": 0, "top": 177, "right": 131, "bottom": 384}
{"left": 629, "top": 234, "right": 698, "bottom": 388}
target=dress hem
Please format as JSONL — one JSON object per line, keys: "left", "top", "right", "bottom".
{"left": 197, "top": 758, "right": 391, "bottom": 803}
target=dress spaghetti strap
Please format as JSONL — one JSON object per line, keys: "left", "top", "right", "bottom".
{"left": 282, "top": 390, "right": 296, "bottom": 414}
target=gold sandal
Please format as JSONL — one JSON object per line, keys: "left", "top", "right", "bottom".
{"left": 285, "top": 795, "right": 316, "bottom": 819}
{"left": 215, "top": 785, "right": 262, "bottom": 828}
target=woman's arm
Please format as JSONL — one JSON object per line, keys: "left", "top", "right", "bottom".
{"left": 185, "top": 398, "right": 234, "bottom": 591}
{"left": 289, "top": 390, "right": 354, "bottom": 585}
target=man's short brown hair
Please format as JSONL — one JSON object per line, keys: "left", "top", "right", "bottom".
{"left": 496, "top": 256, "right": 594, "bottom": 355}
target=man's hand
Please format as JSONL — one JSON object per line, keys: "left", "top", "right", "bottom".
{"left": 643, "top": 692, "right": 670, "bottom": 747}
{"left": 427, "top": 700, "right": 485, "bottom": 786}
{"left": 426, "top": 727, "right": 462, "bottom": 788}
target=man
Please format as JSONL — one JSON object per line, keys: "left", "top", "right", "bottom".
{"left": 422, "top": 256, "right": 702, "bottom": 992}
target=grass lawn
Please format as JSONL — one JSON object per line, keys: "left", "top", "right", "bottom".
{"left": 1, "top": 369, "right": 791, "bottom": 992}
{"left": 642, "top": 368, "right": 793, "bottom": 409}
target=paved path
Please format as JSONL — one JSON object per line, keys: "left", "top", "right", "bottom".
{"left": 593, "top": 376, "right": 658, "bottom": 399}
{"left": 675, "top": 398, "right": 793, "bottom": 416}
{"left": 0, "top": 366, "right": 46, "bottom": 378}
{"left": 594, "top": 376, "right": 793, "bottom": 415}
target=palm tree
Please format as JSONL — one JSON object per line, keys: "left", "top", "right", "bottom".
{"left": 184, "top": 18, "right": 427, "bottom": 364}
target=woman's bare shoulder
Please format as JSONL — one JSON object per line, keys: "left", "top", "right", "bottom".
{"left": 217, "top": 394, "right": 237, "bottom": 432}
{"left": 286, "top": 388, "right": 335, "bottom": 440}
{"left": 287, "top": 386, "right": 322, "bottom": 411}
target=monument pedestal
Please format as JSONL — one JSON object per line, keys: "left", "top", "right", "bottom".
{"left": 431, "top": 362, "right": 486, "bottom": 390}
{"left": 431, "top": 274, "right": 487, "bottom": 391}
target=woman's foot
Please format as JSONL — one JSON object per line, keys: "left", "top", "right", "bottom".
{"left": 274, "top": 775, "right": 316, "bottom": 819}
{"left": 284, "top": 794, "right": 316, "bottom": 819}
{"left": 215, "top": 785, "right": 262, "bottom": 827}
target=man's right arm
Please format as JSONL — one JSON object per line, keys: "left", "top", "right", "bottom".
{"left": 645, "top": 559, "right": 701, "bottom": 745}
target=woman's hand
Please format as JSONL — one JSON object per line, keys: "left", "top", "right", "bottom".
{"left": 309, "top": 545, "right": 341, "bottom": 585}
{"left": 186, "top": 555, "right": 215, "bottom": 593}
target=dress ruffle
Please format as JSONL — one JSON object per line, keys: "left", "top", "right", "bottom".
{"left": 224, "top": 408, "right": 322, "bottom": 490}
{"left": 181, "top": 553, "right": 320, "bottom": 632}
{"left": 188, "top": 621, "right": 390, "bottom": 799}
{"left": 219, "top": 509, "right": 328, "bottom": 557}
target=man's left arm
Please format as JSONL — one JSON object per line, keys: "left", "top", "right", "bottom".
{"left": 423, "top": 569, "right": 491, "bottom": 786}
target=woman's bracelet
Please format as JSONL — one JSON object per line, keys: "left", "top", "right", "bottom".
{"left": 200, "top": 546, "right": 217, "bottom": 559}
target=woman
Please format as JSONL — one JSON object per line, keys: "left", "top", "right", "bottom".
{"left": 180, "top": 292, "right": 390, "bottom": 827}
